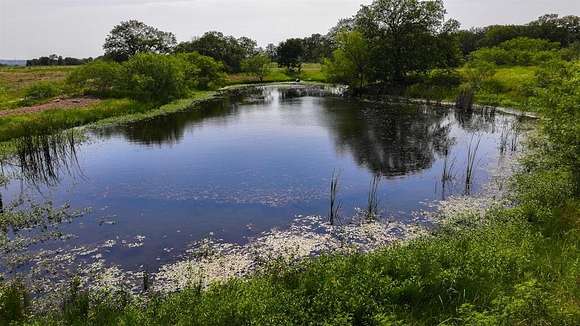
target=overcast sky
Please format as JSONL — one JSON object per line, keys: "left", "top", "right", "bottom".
{"left": 1, "top": 0, "right": 579, "bottom": 59}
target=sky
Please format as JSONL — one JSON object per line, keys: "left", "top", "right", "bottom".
{"left": 1, "top": 0, "right": 579, "bottom": 59}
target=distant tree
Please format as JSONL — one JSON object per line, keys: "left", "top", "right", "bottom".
{"left": 27, "top": 54, "right": 92, "bottom": 66}
{"left": 301, "top": 34, "right": 333, "bottom": 62}
{"left": 103, "top": 20, "right": 176, "bottom": 62}
{"left": 276, "top": 38, "right": 305, "bottom": 72}
{"left": 323, "top": 31, "right": 372, "bottom": 93}
{"left": 265, "top": 44, "right": 277, "bottom": 60}
{"left": 241, "top": 54, "right": 272, "bottom": 82}
{"left": 174, "top": 32, "right": 257, "bottom": 72}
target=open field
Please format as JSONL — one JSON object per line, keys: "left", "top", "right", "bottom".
{"left": 0, "top": 66, "right": 75, "bottom": 109}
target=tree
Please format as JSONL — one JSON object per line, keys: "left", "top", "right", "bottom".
{"left": 323, "top": 31, "right": 372, "bottom": 93}
{"left": 265, "top": 44, "right": 277, "bottom": 60}
{"left": 276, "top": 38, "right": 305, "bottom": 72}
{"left": 103, "top": 20, "right": 176, "bottom": 62}
{"left": 241, "top": 54, "right": 272, "bottom": 82}
{"left": 174, "top": 32, "right": 257, "bottom": 72}
{"left": 354, "top": 0, "right": 458, "bottom": 83}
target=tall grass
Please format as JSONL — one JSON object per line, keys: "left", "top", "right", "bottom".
{"left": 366, "top": 174, "right": 382, "bottom": 221}
{"left": 441, "top": 150, "right": 456, "bottom": 199}
{"left": 329, "top": 170, "right": 342, "bottom": 226}
{"left": 464, "top": 134, "right": 482, "bottom": 195}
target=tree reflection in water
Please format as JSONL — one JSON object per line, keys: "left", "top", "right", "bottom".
{"left": 320, "top": 99, "right": 453, "bottom": 176}
{"left": 5, "top": 131, "right": 84, "bottom": 188}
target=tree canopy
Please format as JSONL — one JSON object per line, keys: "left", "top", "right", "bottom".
{"left": 103, "top": 20, "right": 176, "bottom": 62}
{"left": 276, "top": 38, "right": 305, "bottom": 72}
{"left": 353, "top": 0, "right": 460, "bottom": 83}
{"left": 174, "top": 32, "right": 257, "bottom": 73}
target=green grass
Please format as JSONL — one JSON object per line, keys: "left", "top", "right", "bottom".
{"left": 0, "top": 66, "right": 74, "bottom": 109}
{"left": 475, "top": 66, "right": 538, "bottom": 109}
{"left": 1, "top": 61, "right": 579, "bottom": 325}
{"left": 6, "top": 203, "right": 577, "bottom": 325}
{"left": 227, "top": 63, "right": 326, "bottom": 84}
{"left": 0, "top": 91, "right": 214, "bottom": 142}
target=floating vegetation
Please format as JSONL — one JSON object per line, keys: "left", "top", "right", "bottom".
{"left": 328, "top": 170, "right": 342, "bottom": 226}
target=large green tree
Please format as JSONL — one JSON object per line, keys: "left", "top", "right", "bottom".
{"left": 276, "top": 38, "right": 305, "bottom": 72}
{"left": 103, "top": 20, "right": 176, "bottom": 62}
{"left": 354, "top": 0, "right": 459, "bottom": 83}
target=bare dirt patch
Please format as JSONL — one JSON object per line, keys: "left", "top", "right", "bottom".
{"left": 0, "top": 97, "right": 101, "bottom": 117}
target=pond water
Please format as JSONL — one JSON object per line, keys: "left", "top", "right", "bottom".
{"left": 2, "top": 85, "right": 521, "bottom": 271}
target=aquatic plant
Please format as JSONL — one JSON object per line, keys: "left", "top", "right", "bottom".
{"left": 441, "top": 150, "right": 457, "bottom": 199}
{"left": 464, "top": 134, "right": 482, "bottom": 195}
{"left": 329, "top": 170, "right": 342, "bottom": 226}
{"left": 366, "top": 174, "right": 382, "bottom": 221}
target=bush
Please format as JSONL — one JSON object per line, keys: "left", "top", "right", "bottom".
{"left": 23, "top": 82, "right": 60, "bottom": 102}
{"left": 177, "top": 52, "right": 226, "bottom": 90}
{"left": 66, "top": 60, "right": 123, "bottom": 97}
{"left": 471, "top": 37, "right": 564, "bottom": 66}
{"left": 122, "top": 53, "right": 187, "bottom": 103}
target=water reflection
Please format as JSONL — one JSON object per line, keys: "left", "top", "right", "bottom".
{"left": 95, "top": 99, "right": 240, "bottom": 146}
{"left": 320, "top": 100, "right": 452, "bottom": 176}
{"left": 2, "top": 131, "right": 83, "bottom": 188}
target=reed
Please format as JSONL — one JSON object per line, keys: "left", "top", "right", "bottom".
{"left": 366, "top": 174, "right": 381, "bottom": 221}
{"left": 464, "top": 134, "right": 482, "bottom": 195}
{"left": 329, "top": 170, "right": 342, "bottom": 226}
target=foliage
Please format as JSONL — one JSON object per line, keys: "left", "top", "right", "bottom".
{"left": 120, "top": 53, "right": 187, "bottom": 103}
{"left": 174, "top": 31, "right": 257, "bottom": 73}
{"left": 323, "top": 31, "right": 371, "bottom": 92}
{"left": 26, "top": 54, "right": 92, "bottom": 67}
{"left": 103, "top": 20, "right": 177, "bottom": 62}
{"left": 471, "top": 37, "right": 562, "bottom": 66}
{"left": 276, "top": 38, "right": 305, "bottom": 72}
{"left": 66, "top": 60, "right": 123, "bottom": 97}
{"left": 22, "top": 82, "right": 61, "bottom": 103}
{"left": 455, "top": 14, "right": 580, "bottom": 56}
{"left": 241, "top": 54, "right": 272, "bottom": 82}
{"left": 178, "top": 52, "right": 226, "bottom": 90}
{"left": 530, "top": 60, "right": 580, "bottom": 190}
{"left": 354, "top": 0, "right": 461, "bottom": 83}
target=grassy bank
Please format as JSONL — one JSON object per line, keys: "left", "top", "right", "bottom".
{"left": 226, "top": 63, "right": 326, "bottom": 84}
{"left": 0, "top": 90, "right": 216, "bottom": 142}
{"left": 2, "top": 156, "right": 578, "bottom": 325}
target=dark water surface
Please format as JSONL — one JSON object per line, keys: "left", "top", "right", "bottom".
{"left": 3, "top": 85, "right": 520, "bottom": 269}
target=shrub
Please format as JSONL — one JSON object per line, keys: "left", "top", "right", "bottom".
{"left": 66, "top": 60, "right": 123, "bottom": 97}
{"left": 122, "top": 53, "right": 187, "bottom": 103}
{"left": 23, "top": 82, "right": 60, "bottom": 102}
{"left": 177, "top": 52, "right": 226, "bottom": 90}
{"left": 470, "top": 37, "right": 566, "bottom": 66}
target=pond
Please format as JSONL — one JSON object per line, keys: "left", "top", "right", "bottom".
{"left": 2, "top": 85, "right": 522, "bottom": 272}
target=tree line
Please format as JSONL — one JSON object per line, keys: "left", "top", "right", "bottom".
{"left": 26, "top": 54, "right": 93, "bottom": 66}
{"left": 67, "top": 0, "right": 579, "bottom": 102}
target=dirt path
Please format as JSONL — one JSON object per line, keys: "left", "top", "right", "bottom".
{"left": 0, "top": 97, "right": 101, "bottom": 117}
